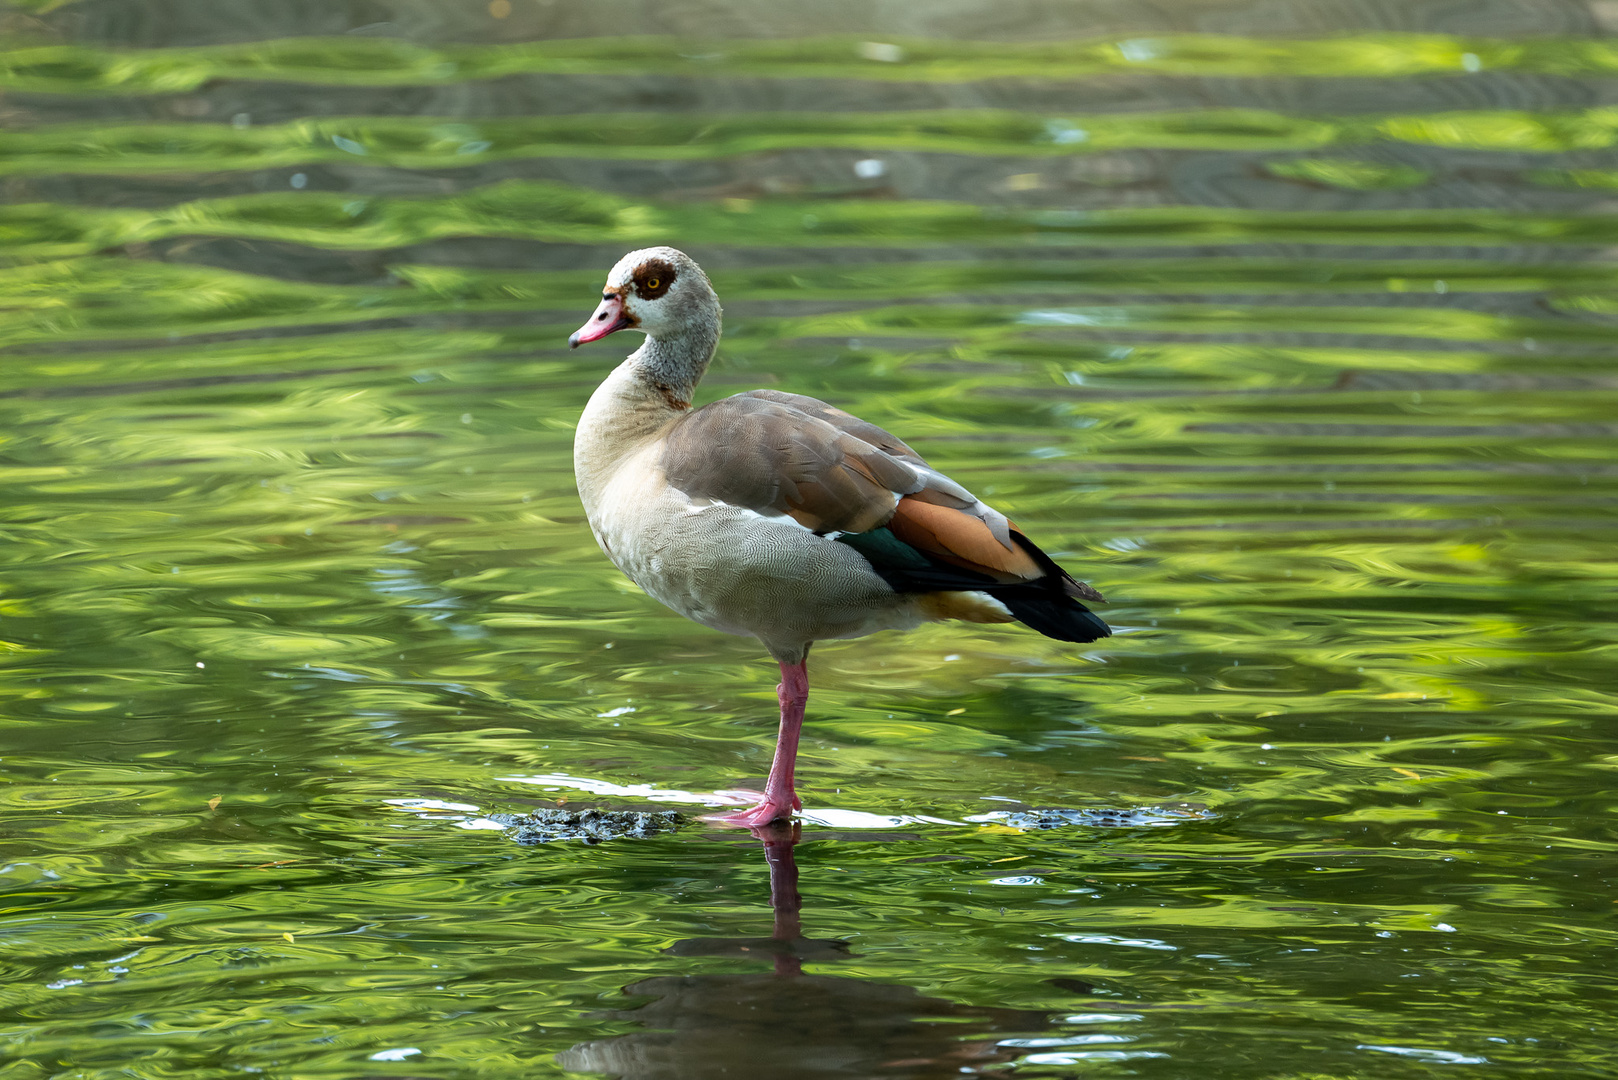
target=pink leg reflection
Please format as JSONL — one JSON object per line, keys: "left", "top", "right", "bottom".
{"left": 754, "top": 820, "right": 803, "bottom": 977}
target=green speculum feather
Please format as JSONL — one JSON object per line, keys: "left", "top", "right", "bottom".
{"left": 834, "top": 527, "right": 933, "bottom": 570}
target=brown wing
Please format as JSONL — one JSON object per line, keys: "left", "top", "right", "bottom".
{"left": 736, "top": 390, "right": 928, "bottom": 468}
{"left": 733, "top": 390, "right": 1023, "bottom": 550}
{"left": 664, "top": 390, "right": 1105, "bottom": 603}
{"left": 660, "top": 394, "right": 923, "bottom": 534}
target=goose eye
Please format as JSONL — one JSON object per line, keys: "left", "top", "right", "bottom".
{"left": 646, "top": 277, "right": 661, "bottom": 290}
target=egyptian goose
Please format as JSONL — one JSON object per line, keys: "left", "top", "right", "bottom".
{"left": 570, "top": 247, "right": 1110, "bottom": 827}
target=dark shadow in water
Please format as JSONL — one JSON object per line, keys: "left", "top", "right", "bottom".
{"left": 558, "top": 823, "right": 1056, "bottom": 1080}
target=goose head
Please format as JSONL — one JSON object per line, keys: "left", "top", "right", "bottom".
{"left": 568, "top": 246, "right": 719, "bottom": 348}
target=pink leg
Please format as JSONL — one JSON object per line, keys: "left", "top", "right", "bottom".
{"left": 710, "top": 660, "right": 808, "bottom": 828}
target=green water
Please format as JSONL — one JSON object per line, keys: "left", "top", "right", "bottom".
{"left": 3, "top": 1, "right": 1617, "bottom": 1076}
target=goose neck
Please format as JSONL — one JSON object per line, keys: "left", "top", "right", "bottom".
{"left": 629, "top": 321, "right": 719, "bottom": 409}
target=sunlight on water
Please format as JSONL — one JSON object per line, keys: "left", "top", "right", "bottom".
{"left": 1, "top": 1, "right": 1616, "bottom": 1077}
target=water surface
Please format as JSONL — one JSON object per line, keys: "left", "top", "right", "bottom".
{"left": 2, "top": 1, "right": 1616, "bottom": 1076}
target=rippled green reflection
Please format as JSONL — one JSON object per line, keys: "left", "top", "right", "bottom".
{"left": 15, "top": 183, "right": 1618, "bottom": 269}
{"left": 14, "top": 107, "right": 1618, "bottom": 175}
{"left": 2, "top": 7, "right": 1616, "bottom": 1080}
{"left": 10, "top": 33, "right": 1618, "bottom": 94}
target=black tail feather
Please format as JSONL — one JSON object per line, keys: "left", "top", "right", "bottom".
{"left": 996, "top": 591, "right": 1112, "bottom": 643}
{"left": 837, "top": 528, "right": 1112, "bottom": 644}
{"left": 1011, "top": 532, "right": 1105, "bottom": 603}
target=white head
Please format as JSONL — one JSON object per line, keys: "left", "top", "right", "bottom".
{"left": 568, "top": 246, "right": 719, "bottom": 349}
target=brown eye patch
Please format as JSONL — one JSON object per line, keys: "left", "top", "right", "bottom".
{"left": 632, "top": 258, "right": 677, "bottom": 300}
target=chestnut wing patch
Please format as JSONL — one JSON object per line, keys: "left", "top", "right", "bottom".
{"left": 886, "top": 498, "right": 1042, "bottom": 582}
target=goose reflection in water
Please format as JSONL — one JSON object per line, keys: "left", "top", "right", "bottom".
{"left": 558, "top": 824, "right": 1057, "bottom": 1079}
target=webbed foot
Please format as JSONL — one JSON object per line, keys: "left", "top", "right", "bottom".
{"left": 704, "top": 788, "right": 801, "bottom": 828}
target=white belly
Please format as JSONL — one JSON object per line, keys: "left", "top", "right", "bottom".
{"left": 584, "top": 457, "right": 918, "bottom": 656}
